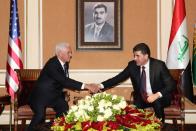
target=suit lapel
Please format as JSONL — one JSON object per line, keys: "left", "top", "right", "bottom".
{"left": 135, "top": 65, "right": 141, "bottom": 88}
{"left": 55, "top": 56, "right": 65, "bottom": 74}
{"left": 149, "top": 58, "right": 154, "bottom": 87}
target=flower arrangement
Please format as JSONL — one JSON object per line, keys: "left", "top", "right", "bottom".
{"left": 51, "top": 92, "right": 161, "bottom": 131}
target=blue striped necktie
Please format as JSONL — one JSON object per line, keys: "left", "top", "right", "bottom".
{"left": 63, "top": 63, "right": 69, "bottom": 78}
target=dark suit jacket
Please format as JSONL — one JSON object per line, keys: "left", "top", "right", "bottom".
{"left": 85, "top": 22, "right": 114, "bottom": 42}
{"left": 29, "top": 56, "right": 82, "bottom": 106}
{"left": 102, "top": 58, "right": 176, "bottom": 104}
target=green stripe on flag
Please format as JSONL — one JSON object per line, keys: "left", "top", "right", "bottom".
{"left": 192, "top": 24, "right": 196, "bottom": 86}
{"left": 192, "top": 42, "right": 196, "bottom": 85}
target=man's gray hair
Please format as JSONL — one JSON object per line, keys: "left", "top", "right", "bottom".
{"left": 55, "top": 42, "right": 70, "bottom": 55}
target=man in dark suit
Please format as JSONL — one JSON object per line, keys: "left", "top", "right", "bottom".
{"left": 28, "top": 42, "right": 99, "bottom": 131}
{"left": 98, "top": 43, "right": 176, "bottom": 123}
{"left": 85, "top": 3, "right": 114, "bottom": 42}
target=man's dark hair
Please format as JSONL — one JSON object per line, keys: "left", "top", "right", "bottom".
{"left": 133, "top": 43, "right": 151, "bottom": 57}
{"left": 93, "top": 3, "right": 107, "bottom": 13}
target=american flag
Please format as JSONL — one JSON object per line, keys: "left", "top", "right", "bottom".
{"left": 6, "top": 0, "right": 23, "bottom": 99}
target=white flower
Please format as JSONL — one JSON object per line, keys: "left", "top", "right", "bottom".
{"left": 119, "top": 101, "right": 127, "bottom": 109}
{"left": 104, "top": 108, "right": 112, "bottom": 119}
{"left": 113, "top": 104, "right": 120, "bottom": 110}
{"left": 87, "top": 106, "right": 94, "bottom": 111}
{"left": 97, "top": 115, "right": 104, "bottom": 121}
{"left": 99, "top": 99, "right": 106, "bottom": 107}
{"left": 70, "top": 105, "right": 78, "bottom": 112}
{"left": 78, "top": 99, "right": 85, "bottom": 105}
{"left": 105, "top": 101, "right": 112, "bottom": 107}
{"left": 112, "top": 95, "right": 117, "bottom": 100}
{"left": 66, "top": 92, "right": 127, "bottom": 123}
{"left": 99, "top": 107, "right": 105, "bottom": 113}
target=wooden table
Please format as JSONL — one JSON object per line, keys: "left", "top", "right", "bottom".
{"left": 0, "top": 95, "right": 12, "bottom": 131}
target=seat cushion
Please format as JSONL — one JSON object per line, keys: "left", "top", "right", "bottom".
{"left": 17, "top": 105, "right": 56, "bottom": 117}
{"left": 164, "top": 105, "right": 181, "bottom": 116}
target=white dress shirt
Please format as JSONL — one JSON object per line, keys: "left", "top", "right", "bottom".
{"left": 142, "top": 60, "right": 162, "bottom": 97}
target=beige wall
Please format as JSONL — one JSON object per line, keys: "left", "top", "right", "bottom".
{"left": 0, "top": 0, "right": 196, "bottom": 86}
{"left": 187, "top": 0, "right": 196, "bottom": 55}
{"left": 43, "top": 0, "right": 157, "bottom": 69}
{"left": 0, "top": 0, "right": 24, "bottom": 69}
{"left": 0, "top": 0, "right": 196, "bottom": 69}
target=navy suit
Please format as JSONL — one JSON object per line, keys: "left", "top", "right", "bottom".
{"left": 28, "top": 56, "right": 82, "bottom": 130}
{"left": 102, "top": 58, "right": 176, "bottom": 122}
{"left": 85, "top": 22, "right": 114, "bottom": 42}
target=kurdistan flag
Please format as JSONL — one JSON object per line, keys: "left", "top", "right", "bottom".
{"left": 166, "top": 0, "right": 189, "bottom": 69}
{"left": 193, "top": 24, "right": 196, "bottom": 85}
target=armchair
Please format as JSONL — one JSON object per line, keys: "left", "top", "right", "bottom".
{"left": 130, "top": 69, "right": 185, "bottom": 130}
{"left": 164, "top": 69, "right": 185, "bottom": 131}
{"left": 14, "top": 69, "right": 56, "bottom": 131}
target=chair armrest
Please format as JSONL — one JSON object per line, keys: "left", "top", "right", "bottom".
{"left": 180, "top": 96, "right": 185, "bottom": 111}
{"left": 129, "top": 91, "right": 134, "bottom": 104}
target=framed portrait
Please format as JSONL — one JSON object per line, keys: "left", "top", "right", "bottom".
{"left": 76, "top": 0, "right": 123, "bottom": 50}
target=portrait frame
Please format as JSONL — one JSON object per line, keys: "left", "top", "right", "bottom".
{"left": 76, "top": 0, "right": 123, "bottom": 50}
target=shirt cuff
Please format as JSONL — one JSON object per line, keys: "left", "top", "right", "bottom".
{"left": 81, "top": 84, "right": 85, "bottom": 89}
{"left": 100, "top": 84, "right": 104, "bottom": 89}
{"left": 157, "top": 92, "right": 162, "bottom": 98}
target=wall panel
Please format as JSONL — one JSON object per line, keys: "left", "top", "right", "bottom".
{"left": 42, "top": 0, "right": 157, "bottom": 69}
{"left": 0, "top": 0, "right": 24, "bottom": 69}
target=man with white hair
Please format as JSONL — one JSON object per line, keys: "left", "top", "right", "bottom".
{"left": 28, "top": 42, "right": 99, "bottom": 131}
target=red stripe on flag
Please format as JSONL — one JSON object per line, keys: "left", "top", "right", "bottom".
{"left": 6, "top": 64, "right": 19, "bottom": 84}
{"left": 168, "top": 0, "right": 186, "bottom": 48}
{"left": 14, "top": 38, "right": 22, "bottom": 50}
{"left": 8, "top": 43, "right": 23, "bottom": 68}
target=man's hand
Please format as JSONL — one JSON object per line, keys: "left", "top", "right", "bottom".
{"left": 147, "top": 92, "right": 160, "bottom": 103}
{"left": 84, "top": 83, "right": 101, "bottom": 93}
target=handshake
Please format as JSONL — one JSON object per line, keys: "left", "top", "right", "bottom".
{"left": 84, "top": 84, "right": 102, "bottom": 94}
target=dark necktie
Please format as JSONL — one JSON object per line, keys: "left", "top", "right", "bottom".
{"left": 140, "top": 66, "right": 147, "bottom": 102}
{"left": 63, "top": 63, "right": 69, "bottom": 78}
{"left": 94, "top": 27, "right": 101, "bottom": 38}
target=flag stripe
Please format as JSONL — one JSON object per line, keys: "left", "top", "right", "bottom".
{"left": 166, "top": 19, "right": 189, "bottom": 69}
{"left": 168, "top": 0, "right": 186, "bottom": 48}
{"left": 9, "top": 38, "right": 22, "bottom": 57}
{"left": 7, "top": 54, "right": 20, "bottom": 69}
{"left": 6, "top": 72, "right": 18, "bottom": 92}
{"left": 6, "top": 64, "right": 18, "bottom": 83}
{"left": 8, "top": 45, "right": 23, "bottom": 67}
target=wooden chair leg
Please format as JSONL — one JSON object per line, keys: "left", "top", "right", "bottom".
{"left": 173, "top": 118, "right": 177, "bottom": 125}
{"left": 172, "top": 118, "right": 178, "bottom": 129}
{"left": 21, "top": 119, "right": 26, "bottom": 131}
{"left": 181, "top": 119, "right": 185, "bottom": 131}
{"left": 9, "top": 104, "right": 12, "bottom": 131}
{"left": 14, "top": 119, "right": 17, "bottom": 131}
